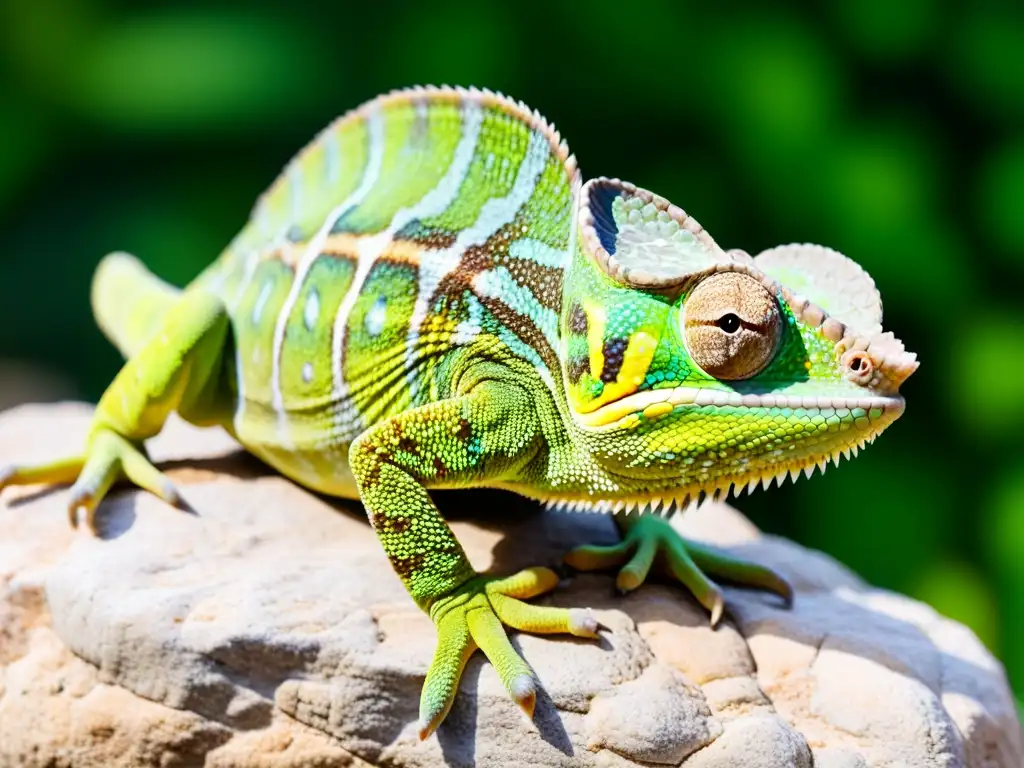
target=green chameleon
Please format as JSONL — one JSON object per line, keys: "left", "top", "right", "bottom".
{"left": 0, "top": 87, "right": 918, "bottom": 737}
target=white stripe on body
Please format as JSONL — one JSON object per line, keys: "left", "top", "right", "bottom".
{"left": 472, "top": 266, "right": 560, "bottom": 351}
{"left": 507, "top": 237, "right": 569, "bottom": 269}
{"left": 327, "top": 100, "right": 484, "bottom": 443}
{"left": 267, "top": 106, "right": 387, "bottom": 445}
{"left": 404, "top": 128, "right": 552, "bottom": 394}
{"left": 287, "top": 165, "right": 302, "bottom": 224}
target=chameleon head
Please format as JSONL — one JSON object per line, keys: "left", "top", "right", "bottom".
{"left": 560, "top": 178, "right": 919, "bottom": 506}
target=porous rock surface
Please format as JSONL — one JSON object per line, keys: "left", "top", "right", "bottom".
{"left": 0, "top": 403, "right": 1020, "bottom": 767}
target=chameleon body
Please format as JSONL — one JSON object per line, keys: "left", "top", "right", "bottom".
{"left": 0, "top": 87, "right": 918, "bottom": 736}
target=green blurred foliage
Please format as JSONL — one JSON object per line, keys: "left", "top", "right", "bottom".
{"left": 0, "top": 0, "right": 1021, "bottom": 696}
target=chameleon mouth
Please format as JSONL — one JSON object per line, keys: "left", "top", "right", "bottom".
{"left": 536, "top": 386, "right": 906, "bottom": 515}
{"left": 576, "top": 386, "right": 905, "bottom": 429}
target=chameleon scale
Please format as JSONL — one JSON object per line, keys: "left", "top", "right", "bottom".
{"left": 0, "top": 86, "right": 917, "bottom": 738}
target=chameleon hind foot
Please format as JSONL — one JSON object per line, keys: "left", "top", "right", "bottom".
{"left": 419, "top": 566, "right": 598, "bottom": 740}
{"left": 0, "top": 426, "right": 181, "bottom": 533}
{"left": 564, "top": 514, "right": 793, "bottom": 627}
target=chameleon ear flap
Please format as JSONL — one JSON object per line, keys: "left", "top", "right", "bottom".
{"left": 578, "top": 178, "right": 739, "bottom": 289}
{"left": 754, "top": 243, "right": 884, "bottom": 335}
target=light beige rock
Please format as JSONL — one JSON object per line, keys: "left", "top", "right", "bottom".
{"left": 0, "top": 403, "right": 1021, "bottom": 767}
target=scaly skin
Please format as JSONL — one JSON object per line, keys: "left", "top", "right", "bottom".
{"left": 0, "top": 86, "right": 918, "bottom": 738}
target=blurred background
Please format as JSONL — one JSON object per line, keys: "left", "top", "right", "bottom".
{"left": 0, "top": 0, "right": 1021, "bottom": 700}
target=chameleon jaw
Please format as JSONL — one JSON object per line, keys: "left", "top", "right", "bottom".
{"left": 575, "top": 386, "right": 906, "bottom": 430}
{"left": 542, "top": 385, "right": 907, "bottom": 514}
{"left": 540, "top": 418, "right": 891, "bottom": 515}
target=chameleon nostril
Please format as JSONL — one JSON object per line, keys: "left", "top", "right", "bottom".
{"left": 841, "top": 351, "right": 874, "bottom": 384}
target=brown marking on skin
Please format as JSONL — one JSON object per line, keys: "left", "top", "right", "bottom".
{"left": 370, "top": 507, "right": 412, "bottom": 535}
{"left": 431, "top": 216, "right": 561, "bottom": 308}
{"left": 422, "top": 219, "right": 563, "bottom": 374}
{"left": 455, "top": 419, "right": 472, "bottom": 440}
{"left": 433, "top": 457, "right": 448, "bottom": 478}
{"left": 253, "top": 243, "right": 296, "bottom": 270}
{"left": 308, "top": 232, "right": 425, "bottom": 268}
{"left": 481, "top": 295, "right": 561, "bottom": 373}
{"left": 407, "top": 229, "right": 458, "bottom": 250}
{"left": 397, "top": 436, "right": 419, "bottom": 455}
{"left": 499, "top": 245, "right": 563, "bottom": 313}
{"left": 569, "top": 303, "right": 588, "bottom": 335}
{"left": 369, "top": 507, "right": 389, "bottom": 530}
{"left": 393, "top": 553, "right": 426, "bottom": 581}
{"left": 567, "top": 356, "right": 589, "bottom": 382}
{"left": 461, "top": 217, "right": 565, "bottom": 369}
{"left": 392, "top": 543, "right": 464, "bottom": 583}
{"left": 360, "top": 448, "right": 387, "bottom": 488}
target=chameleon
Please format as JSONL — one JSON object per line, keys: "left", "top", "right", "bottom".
{"left": 0, "top": 86, "right": 918, "bottom": 738}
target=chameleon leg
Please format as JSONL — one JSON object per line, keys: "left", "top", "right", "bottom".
{"left": 349, "top": 380, "right": 599, "bottom": 739}
{"left": 564, "top": 513, "right": 793, "bottom": 626}
{"left": 0, "top": 289, "right": 229, "bottom": 532}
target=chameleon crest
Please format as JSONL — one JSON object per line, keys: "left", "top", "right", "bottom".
{"left": 2, "top": 87, "right": 917, "bottom": 739}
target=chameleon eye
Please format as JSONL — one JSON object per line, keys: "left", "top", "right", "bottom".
{"left": 682, "top": 272, "right": 782, "bottom": 380}
{"left": 716, "top": 313, "right": 742, "bottom": 334}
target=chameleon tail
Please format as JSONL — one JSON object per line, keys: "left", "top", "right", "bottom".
{"left": 91, "top": 252, "right": 181, "bottom": 359}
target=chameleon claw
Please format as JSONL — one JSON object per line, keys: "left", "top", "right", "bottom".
{"left": 161, "top": 479, "right": 183, "bottom": 507}
{"left": 779, "top": 578, "right": 795, "bottom": 609}
{"left": 567, "top": 608, "right": 600, "bottom": 638}
{"left": 510, "top": 674, "right": 537, "bottom": 719}
{"left": 417, "top": 716, "right": 439, "bottom": 742}
{"left": 708, "top": 588, "right": 725, "bottom": 629}
{"left": 66, "top": 487, "right": 94, "bottom": 529}
{"left": 0, "top": 465, "right": 14, "bottom": 491}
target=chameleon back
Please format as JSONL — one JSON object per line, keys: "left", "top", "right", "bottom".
{"left": 196, "top": 88, "right": 581, "bottom": 493}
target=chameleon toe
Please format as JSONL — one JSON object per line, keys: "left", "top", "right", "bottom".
{"left": 682, "top": 537, "right": 794, "bottom": 607}
{"left": 484, "top": 566, "right": 560, "bottom": 600}
{"left": 417, "top": 569, "right": 600, "bottom": 738}
{"left": 614, "top": 534, "right": 658, "bottom": 593}
{"left": 419, "top": 617, "right": 473, "bottom": 741}
{"left": 563, "top": 539, "right": 633, "bottom": 572}
{"left": 570, "top": 514, "right": 791, "bottom": 625}
{"left": 0, "top": 456, "right": 84, "bottom": 496}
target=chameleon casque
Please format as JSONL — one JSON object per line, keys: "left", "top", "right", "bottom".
{"left": 1, "top": 86, "right": 918, "bottom": 737}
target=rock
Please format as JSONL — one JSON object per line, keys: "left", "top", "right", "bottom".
{"left": 0, "top": 402, "right": 1021, "bottom": 767}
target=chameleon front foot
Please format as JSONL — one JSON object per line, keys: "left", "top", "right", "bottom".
{"left": 419, "top": 566, "right": 598, "bottom": 740}
{"left": 564, "top": 514, "right": 792, "bottom": 627}
{"left": 0, "top": 426, "right": 181, "bottom": 533}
